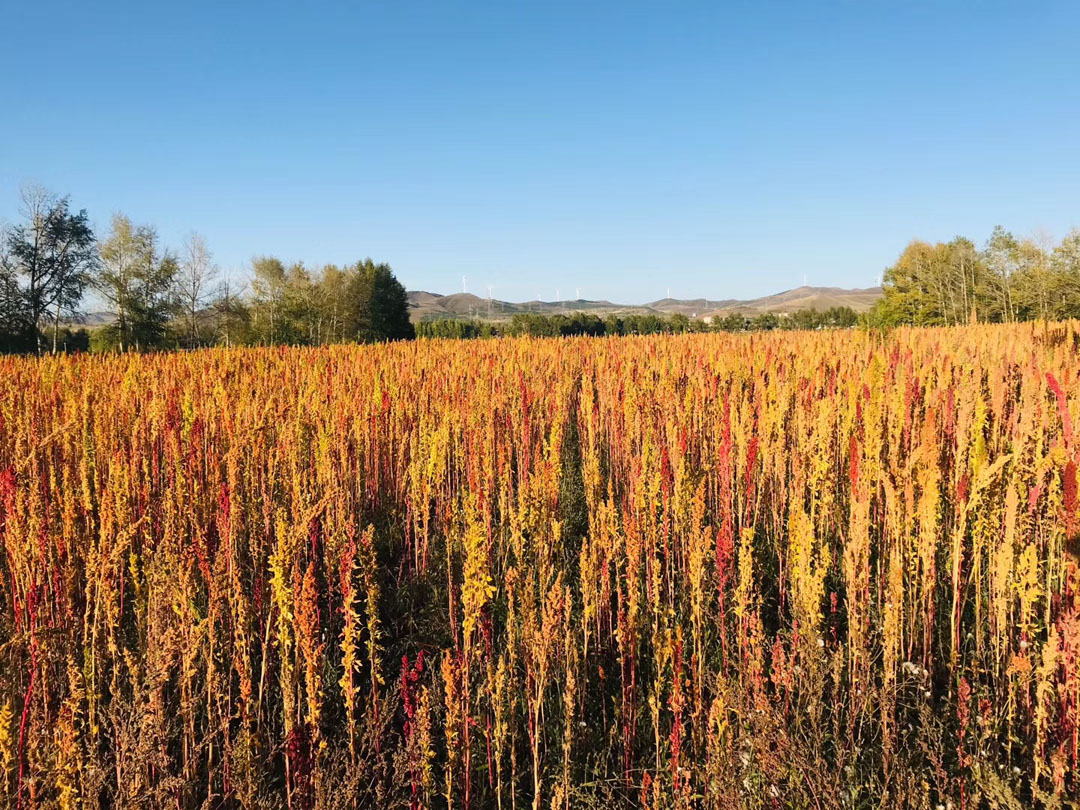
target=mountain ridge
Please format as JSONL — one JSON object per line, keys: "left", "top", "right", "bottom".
{"left": 408, "top": 285, "right": 883, "bottom": 323}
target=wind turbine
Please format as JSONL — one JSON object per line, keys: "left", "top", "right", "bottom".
{"left": 462, "top": 275, "right": 468, "bottom": 294}
{"left": 487, "top": 285, "right": 494, "bottom": 318}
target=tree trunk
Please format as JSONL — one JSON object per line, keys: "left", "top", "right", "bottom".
{"left": 52, "top": 301, "right": 61, "bottom": 354}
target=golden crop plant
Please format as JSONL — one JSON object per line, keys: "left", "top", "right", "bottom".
{"left": 0, "top": 323, "right": 1078, "bottom": 808}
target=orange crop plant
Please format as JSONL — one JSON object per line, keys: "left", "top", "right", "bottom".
{"left": 0, "top": 323, "right": 1077, "bottom": 808}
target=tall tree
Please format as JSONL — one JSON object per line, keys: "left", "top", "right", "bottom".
{"left": 283, "top": 261, "right": 320, "bottom": 344}
{"left": 212, "top": 271, "right": 251, "bottom": 347}
{"left": 873, "top": 236, "right": 994, "bottom": 326}
{"left": 1051, "top": 229, "right": 1080, "bottom": 319}
{"left": 874, "top": 240, "right": 945, "bottom": 326}
{"left": 96, "top": 214, "right": 177, "bottom": 351}
{"left": 96, "top": 214, "right": 144, "bottom": 352}
{"left": 983, "top": 225, "right": 1019, "bottom": 322}
{"left": 345, "top": 259, "right": 414, "bottom": 342}
{"left": 132, "top": 249, "right": 180, "bottom": 350}
{"left": 1011, "top": 236, "right": 1055, "bottom": 321}
{"left": 316, "top": 263, "right": 351, "bottom": 345}
{"left": 4, "top": 186, "right": 98, "bottom": 353}
{"left": 0, "top": 234, "right": 33, "bottom": 352}
{"left": 250, "top": 256, "right": 289, "bottom": 344}
{"left": 176, "top": 232, "right": 219, "bottom": 347}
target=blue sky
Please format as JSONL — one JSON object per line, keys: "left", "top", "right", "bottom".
{"left": 2, "top": 1, "right": 1078, "bottom": 303}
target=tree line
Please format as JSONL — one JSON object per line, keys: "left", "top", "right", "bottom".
{"left": 8, "top": 185, "right": 1076, "bottom": 351}
{"left": 0, "top": 186, "right": 413, "bottom": 354}
{"left": 869, "top": 225, "right": 1080, "bottom": 327}
{"left": 417, "top": 306, "right": 859, "bottom": 339}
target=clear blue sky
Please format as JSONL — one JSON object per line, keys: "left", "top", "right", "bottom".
{"left": 2, "top": 1, "right": 1078, "bottom": 303}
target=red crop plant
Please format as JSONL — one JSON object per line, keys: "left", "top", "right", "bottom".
{"left": 0, "top": 322, "right": 1077, "bottom": 807}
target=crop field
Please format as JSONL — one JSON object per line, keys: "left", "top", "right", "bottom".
{"left": 0, "top": 324, "right": 1078, "bottom": 809}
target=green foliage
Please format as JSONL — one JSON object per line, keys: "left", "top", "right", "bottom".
{"left": 210, "top": 281, "right": 253, "bottom": 347}
{"left": 875, "top": 227, "right": 1080, "bottom": 326}
{"left": 715, "top": 312, "right": 748, "bottom": 332}
{"left": 249, "top": 257, "right": 317, "bottom": 345}
{"left": 51, "top": 326, "right": 91, "bottom": 353}
{"left": 245, "top": 257, "right": 414, "bottom": 346}
{"left": 416, "top": 318, "right": 496, "bottom": 339}
{"left": 418, "top": 307, "right": 860, "bottom": 340}
{"left": 0, "top": 262, "right": 34, "bottom": 353}
{"left": 2, "top": 188, "right": 98, "bottom": 353}
{"left": 506, "top": 312, "right": 607, "bottom": 336}
{"left": 95, "top": 214, "right": 179, "bottom": 351}
{"left": 752, "top": 311, "right": 780, "bottom": 331}
{"left": 344, "top": 259, "right": 415, "bottom": 343}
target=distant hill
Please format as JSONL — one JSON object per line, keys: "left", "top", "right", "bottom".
{"left": 58, "top": 311, "right": 114, "bottom": 328}
{"left": 646, "top": 297, "right": 741, "bottom": 315}
{"left": 408, "top": 286, "right": 883, "bottom": 323}
{"left": 407, "top": 291, "right": 659, "bottom": 322}
{"left": 701, "top": 286, "right": 883, "bottom": 317}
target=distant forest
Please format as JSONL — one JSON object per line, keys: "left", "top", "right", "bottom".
{"left": 2, "top": 185, "right": 1079, "bottom": 354}
{"left": 417, "top": 306, "right": 859, "bottom": 339}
